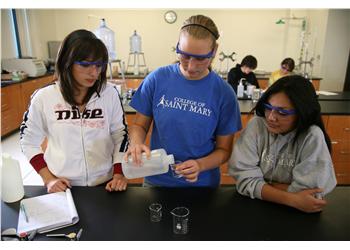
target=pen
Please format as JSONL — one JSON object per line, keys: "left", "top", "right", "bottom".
{"left": 21, "top": 203, "right": 29, "bottom": 223}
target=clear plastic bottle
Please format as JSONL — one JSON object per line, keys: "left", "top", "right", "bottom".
{"left": 237, "top": 79, "right": 244, "bottom": 98}
{"left": 122, "top": 149, "right": 174, "bottom": 179}
{"left": 94, "top": 18, "right": 117, "bottom": 60}
{"left": 1, "top": 153, "right": 24, "bottom": 203}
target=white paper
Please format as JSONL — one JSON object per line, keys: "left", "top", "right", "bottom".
{"left": 17, "top": 189, "right": 79, "bottom": 235}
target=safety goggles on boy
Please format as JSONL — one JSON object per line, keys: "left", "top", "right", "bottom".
{"left": 281, "top": 65, "right": 291, "bottom": 72}
{"left": 264, "top": 103, "right": 296, "bottom": 116}
{"left": 176, "top": 42, "right": 214, "bottom": 62}
{"left": 74, "top": 61, "right": 108, "bottom": 71}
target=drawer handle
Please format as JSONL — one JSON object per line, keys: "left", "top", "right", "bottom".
{"left": 331, "top": 141, "right": 338, "bottom": 144}
{"left": 336, "top": 173, "right": 348, "bottom": 177}
{"left": 340, "top": 151, "right": 350, "bottom": 155}
{"left": 344, "top": 128, "right": 350, "bottom": 131}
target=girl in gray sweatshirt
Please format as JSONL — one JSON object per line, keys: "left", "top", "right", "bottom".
{"left": 229, "top": 75, "right": 336, "bottom": 213}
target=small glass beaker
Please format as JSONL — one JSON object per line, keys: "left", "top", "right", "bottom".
{"left": 252, "top": 88, "right": 261, "bottom": 103}
{"left": 149, "top": 203, "right": 162, "bottom": 222}
{"left": 169, "top": 161, "right": 183, "bottom": 178}
{"left": 247, "top": 85, "right": 255, "bottom": 98}
{"left": 171, "top": 207, "right": 189, "bottom": 234}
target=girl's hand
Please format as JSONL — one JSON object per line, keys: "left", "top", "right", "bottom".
{"left": 292, "top": 188, "right": 327, "bottom": 213}
{"left": 105, "top": 174, "right": 128, "bottom": 192}
{"left": 175, "top": 159, "right": 202, "bottom": 183}
{"left": 46, "top": 177, "right": 71, "bottom": 193}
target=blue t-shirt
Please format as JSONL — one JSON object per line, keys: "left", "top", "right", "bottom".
{"left": 130, "top": 63, "right": 242, "bottom": 187}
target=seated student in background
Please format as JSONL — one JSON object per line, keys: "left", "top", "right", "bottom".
{"left": 269, "top": 57, "right": 295, "bottom": 86}
{"left": 229, "top": 75, "right": 336, "bottom": 213}
{"left": 20, "top": 29, "right": 129, "bottom": 193}
{"left": 227, "top": 55, "right": 259, "bottom": 94}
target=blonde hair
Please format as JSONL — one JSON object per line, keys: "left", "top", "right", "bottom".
{"left": 180, "top": 15, "right": 219, "bottom": 49}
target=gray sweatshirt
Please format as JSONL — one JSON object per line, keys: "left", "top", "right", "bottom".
{"left": 229, "top": 116, "right": 337, "bottom": 199}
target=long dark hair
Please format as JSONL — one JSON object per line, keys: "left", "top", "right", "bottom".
{"left": 255, "top": 75, "right": 331, "bottom": 153}
{"left": 55, "top": 29, "right": 108, "bottom": 106}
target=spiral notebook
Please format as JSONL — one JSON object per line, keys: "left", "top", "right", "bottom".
{"left": 17, "top": 189, "right": 79, "bottom": 234}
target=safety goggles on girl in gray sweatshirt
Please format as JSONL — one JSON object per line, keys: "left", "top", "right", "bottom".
{"left": 228, "top": 116, "right": 336, "bottom": 200}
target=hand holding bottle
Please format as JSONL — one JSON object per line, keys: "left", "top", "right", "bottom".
{"left": 124, "top": 143, "right": 151, "bottom": 166}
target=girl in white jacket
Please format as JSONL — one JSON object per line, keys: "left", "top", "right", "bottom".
{"left": 229, "top": 75, "right": 336, "bottom": 213}
{"left": 20, "top": 29, "right": 129, "bottom": 193}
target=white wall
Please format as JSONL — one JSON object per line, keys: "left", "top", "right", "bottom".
{"left": 2, "top": 9, "right": 349, "bottom": 90}
{"left": 321, "top": 9, "right": 350, "bottom": 91}
{"left": 28, "top": 9, "right": 58, "bottom": 60}
{"left": 26, "top": 9, "right": 330, "bottom": 71}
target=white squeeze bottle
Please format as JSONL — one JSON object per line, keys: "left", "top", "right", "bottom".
{"left": 122, "top": 148, "right": 175, "bottom": 179}
{"left": 237, "top": 79, "right": 244, "bottom": 98}
{"left": 1, "top": 153, "right": 25, "bottom": 203}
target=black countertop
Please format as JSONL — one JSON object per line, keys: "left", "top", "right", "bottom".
{"left": 1, "top": 72, "right": 54, "bottom": 87}
{"left": 238, "top": 91, "right": 350, "bottom": 101}
{"left": 317, "top": 91, "right": 350, "bottom": 101}
{"left": 234, "top": 100, "right": 350, "bottom": 115}
{"left": 255, "top": 75, "right": 322, "bottom": 80}
{"left": 318, "top": 101, "right": 350, "bottom": 115}
{"left": 2, "top": 186, "right": 350, "bottom": 240}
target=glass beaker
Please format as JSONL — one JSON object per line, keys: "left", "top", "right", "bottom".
{"left": 149, "top": 203, "right": 162, "bottom": 222}
{"left": 252, "top": 88, "right": 261, "bottom": 103}
{"left": 171, "top": 207, "right": 189, "bottom": 234}
{"left": 169, "top": 160, "right": 183, "bottom": 178}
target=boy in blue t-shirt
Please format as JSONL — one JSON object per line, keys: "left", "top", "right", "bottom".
{"left": 126, "top": 15, "right": 241, "bottom": 187}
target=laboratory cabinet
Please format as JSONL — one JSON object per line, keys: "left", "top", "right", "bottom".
{"left": 324, "top": 115, "right": 350, "bottom": 184}
{"left": 125, "top": 78, "right": 143, "bottom": 89}
{"left": 1, "top": 75, "right": 55, "bottom": 136}
{"left": 1, "top": 84, "right": 23, "bottom": 136}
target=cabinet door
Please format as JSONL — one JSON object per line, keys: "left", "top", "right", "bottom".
{"left": 220, "top": 114, "right": 253, "bottom": 185}
{"left": 126, "top": 113, "right": 152, "bottom": 146}
{"left": 220, "top": 162, "right": 236, "bottom": 185}
{"left": 1, "top": 75, "right": 55, "bottom": 137}
{"left": 331, "top": 140, "right": 350, "bottom": 162}
{"left": 326, "top": 116, "right": 350, "bottom": 184}
{"left": 20, "top": 75, "right": 55, "bottom": 115}
{"left": 257, "top": 79, "right": 269, "bottom": 90}
{"left": 327, "top": 116, "right": 350, "bottom": 141}
{"left": 322, "top": 115, "right": 329, "bottom": 129}
{"left": 333, "top": 162, "right": 350, "bottom": 185}
{"left": 125, "top": 79, "right": 143, "bottom": 89}
{"left": 1, "top": 84, "right": 22, "bottom": 136}
{"left": 311, "top": 79, "right": 320, "bottom": 91}
{"left": 233, "top": 113, "right": 254, "bottom": 143}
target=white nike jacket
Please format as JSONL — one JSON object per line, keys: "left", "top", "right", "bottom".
{"left": 20, "top": 82, "right": 129, "bottom": 186}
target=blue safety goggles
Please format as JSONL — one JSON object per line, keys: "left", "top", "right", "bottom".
{"left": 175, "top": 42, "right": 214, "bottom": 60}
{"left": 74, "top": 61, "right": 108, "bottom": 69}
{"left": 264, "top": 103, "right": 296, "bottom": 116}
